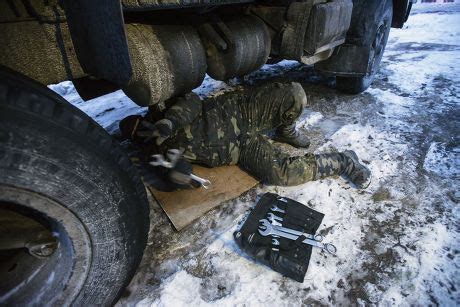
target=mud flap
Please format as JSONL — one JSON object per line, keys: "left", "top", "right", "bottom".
{"left": 148, "top": 165, "right": 258, "bottom": 230}
{"left": 61, "top": 0, "right": 132, "bottom": 85}
{"left": 315, "top": 0, "right": 389, "bottom": 76}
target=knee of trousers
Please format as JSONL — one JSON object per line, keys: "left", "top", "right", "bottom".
{"left": 281, "top": 99, "right": 304, "bottom": 126}
{"left": 262, "top": 156, "right": 317, "bottom": 186}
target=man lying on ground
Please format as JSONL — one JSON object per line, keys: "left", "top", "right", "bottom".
{"left": 120, "top": 82, "right": 371, "bottom": 189}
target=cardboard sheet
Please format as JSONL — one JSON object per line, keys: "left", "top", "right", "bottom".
{"left": 148, "top": 165, "right": 258, "bottom": 230}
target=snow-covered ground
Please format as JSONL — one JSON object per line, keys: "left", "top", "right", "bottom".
{"left": 50, "top": 4, "right": 460, "bottom": 306}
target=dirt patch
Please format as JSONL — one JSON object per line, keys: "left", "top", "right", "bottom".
{"left": 372, "top": 187, "right": 392, "bottom": 202}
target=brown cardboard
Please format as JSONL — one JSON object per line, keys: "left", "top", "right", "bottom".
{"left": 148, "top": 165, "right": 258, "bottom": 230}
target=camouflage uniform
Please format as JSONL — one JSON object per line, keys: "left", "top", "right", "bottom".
{"left": 122, "top": 82, "right": 371, "bottom": 188}
{"left": 151, "top": 82, "right": 316, "bottom": 186}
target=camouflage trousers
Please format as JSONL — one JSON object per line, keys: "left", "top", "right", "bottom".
{"left": 156, "top": 83, "right": 318, "bottom": 186}
{"left": 238, "top": 134, "right": 317, "bottom": 186}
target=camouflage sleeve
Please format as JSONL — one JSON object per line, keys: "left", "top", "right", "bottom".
{"left": 164, "top": 92, "right": 202, "bottom": 132}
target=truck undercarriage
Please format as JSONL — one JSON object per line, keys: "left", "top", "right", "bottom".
{"left": 0, "top": 0, "right": 413, "bottom": 304}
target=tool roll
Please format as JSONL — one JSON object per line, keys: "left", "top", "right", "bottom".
{"left": 234, "top": 192, "right": 324, "bottom": 282}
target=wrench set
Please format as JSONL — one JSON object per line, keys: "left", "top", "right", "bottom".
{"left": 258, "top": 198, "right": 336, "bottom": 255}
{"left": 234, "top": 193, "right": 337, "bottom": 282}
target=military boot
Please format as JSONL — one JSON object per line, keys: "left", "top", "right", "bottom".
{"left": 274, "top": 123, "right": 311, "bottom": 148}
{"left": 314, "top": 150, "right": 371, "bottom": 189}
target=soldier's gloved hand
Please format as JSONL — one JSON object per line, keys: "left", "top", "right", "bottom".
{"left": 119, "top": 115, "right": 172, "bottom": 145}
{"left": 167, "top": 159, "right": 193, "bottom": 188}
{"left": 140, "top": 119, "right": 173, "bottom": 145}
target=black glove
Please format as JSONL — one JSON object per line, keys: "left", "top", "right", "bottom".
{"left": 140, "top": 118, "right": 173, "bottom": 145}
{"left": 167, "top": 158, "right": 193, "bottom": 187}
{"left": 119, "top": 116, "right": 173, "bottom": 145}
{"left": 135, "top": 157, "right": 192, "bottom": 191}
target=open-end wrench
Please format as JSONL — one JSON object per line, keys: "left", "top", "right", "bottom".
{"left": 277, "top": 196, "right": 288, "bottom": 203}
{"left": 266, "top": 213, "right": 282, "bottom": 247}
{"left": 267, "top": 212, "right": 283, "bottom": 222}
{"left": 190, "top": 173, "right": 212, "bottom": 189}
{"left": 267, "top": 213, "right": 282, "bottom": 226}
{"left": 149, "top": 151, "right": 212, "bottom": 189}
{"left": 273, "top": 224, "right": 323, "bottom": 242}
{"left": 271, "top": 237, "right": 280, "bottom": 251}
{"left": 266, "top": 213, "right": 323, "bottom": 241}
{"left": 258, "top": 219, "right": 336, "bottom": 255}
{"left": 270, "top": 204, "right": 285, "bottom": 214}
{"left": 149, "top": 154, "right": 174, "bottom": 168}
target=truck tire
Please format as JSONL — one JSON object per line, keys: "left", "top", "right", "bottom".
{"left": 336, "top": 0, "right": 393, "bottom": 94}
{"left": 0, "top": 67, "right": 149, "bottom": 305}
{"left": 201, "top": 15, "right": 271, "bottom": 80}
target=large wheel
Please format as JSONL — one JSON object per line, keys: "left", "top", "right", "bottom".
{"left": 0, "top": 67, "right": 149, "bottom": 305}
{"left": 336, "top": 0, "right": 393, "bottom": 94}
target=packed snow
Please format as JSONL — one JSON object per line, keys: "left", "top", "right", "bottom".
{"left": 50, "top": 3, "right": 459, "bottom": 306}
{"left": 424, "top": 142, "right": 459, "bottom": 178}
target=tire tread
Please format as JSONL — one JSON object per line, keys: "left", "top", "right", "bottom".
{"left": 0, "top": 65, "right": 148, "bottom": 304}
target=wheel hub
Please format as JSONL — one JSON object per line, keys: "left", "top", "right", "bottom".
{"left": 0, "top": 186, "right": 91, "bottom": 305}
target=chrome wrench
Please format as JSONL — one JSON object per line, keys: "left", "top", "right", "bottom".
{"left": 258, "top": 219, "right": 336, "bottom": 254}
{"left": 190, "top": 173, "right": 212, "bottom": 189}
{"left": 267, "top": 212, "right": 283, "bottom": 222}
{"left": 267, "top": 212, "right": 282, "bottom": 226}
{"left": 277, "top": 196, "right": 288, "bottom": 203}
{"left": 272, "top": 224, "right": 324, "bottom": 242}
{"left": 266, "top": 213, "right": 324, "bottom": 242}
{"left": 270, "top": 204, "right": 285, "bottom": 214}
{"left": 267, "top": 213, "right": 323, "bottom": 241}
{"left": 150, "top": 151, "right": 212, "bottom": 189}
{"left": 149, "top": 154, "right": 174, "bottom": 168}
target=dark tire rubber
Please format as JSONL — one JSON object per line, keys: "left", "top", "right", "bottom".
{"left": 336, "top": 75, "right": 371, "bottom": 94}
{"left": 203, "top": 15, "right": 271, "bottom": 80}
{"left": 155, "top": 25, "right": 207, "bottom": 96}
{"left": 336, "top": 0, "right": 393, "bottom": 94}
{"left": 0, "top": 66, "right": 149, "bottom": 305}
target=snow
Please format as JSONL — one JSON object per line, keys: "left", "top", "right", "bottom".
{"left": 48, "top": 81, "right": 147, "bottom": 134}
{"left": 49, "top": 4, "right": 459, "bottom": 306}
{"left": 296, "top": 111, "right": 324, "bottom": 129}
{"left": 388, "top": 13, "right": 460, "bottom": 46}
{"left": 384, "top": 11, "right": 460, "bottom": 94}
{"left": 192, "top": 74, "right": 235, "bottom": 98}
{"left": 424, "top": 142, "right": 459, "bottom": 178}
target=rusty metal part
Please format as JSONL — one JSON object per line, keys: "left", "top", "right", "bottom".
{"left": 303, "top": 0, "right": 352, "bottom": 56}
{"left": 300, "top": 0, "right": 352, "bottom": 65}
{"left": 251, "top": 0, "right": 351, "bottom": 65}
{"left": 0, "top": 209, "right": 58, "bottom": 259}
{"left": 121, "top": 0, "right": 254, "bottom": 11}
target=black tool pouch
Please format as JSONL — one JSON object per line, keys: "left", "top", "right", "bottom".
{"left": 233, "top": 192, "right": 324, "bottom": 282}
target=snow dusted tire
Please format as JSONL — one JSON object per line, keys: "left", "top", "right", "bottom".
{"left": 336, "top": 0, "right": 393, "bottom": 94}
{"left": 0, "top": 66, "right": 149, "bottom": 305}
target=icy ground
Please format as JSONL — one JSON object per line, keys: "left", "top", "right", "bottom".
{"left": 50, "top": 4, "right": 459, "bottom": 306}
